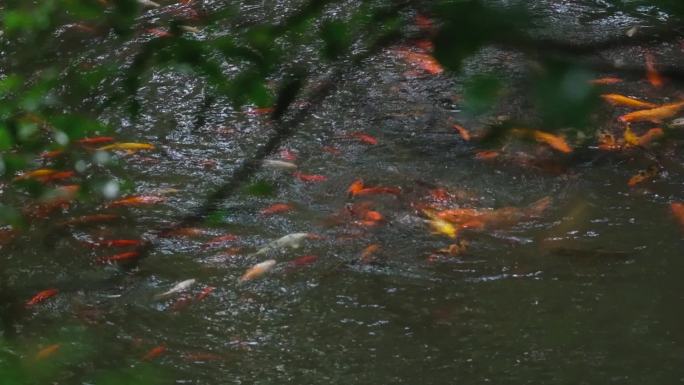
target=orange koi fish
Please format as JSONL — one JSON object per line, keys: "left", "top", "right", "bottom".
{"left": 618, "top": 101, "right": 684, "bottom": 123}
{"left": 109, "top": 195, "right": 165, "bottom": 207}
{"left": 452, "top": 124, "right": 471, "bottom": 141}
{"left": 294, "top": 172, "right": 327, "bottom": 183}
{"left": 474, "top": 150, "right": 499, "bottom": 160}
{"left": 238, "top": 260, "right": 276, "bottom": 283}
{"left": 347, "top": 180, "right": 365, "bottom": 196}
{"left": 78, "top": 136, "right": 115, "bottom": 145}
{"left": 395, "top": 48, "right": 444, "bottom": 75}
{"left": 13, "top": 169, "right": 58, "bottom": 182}
{"left": 531, "top": 130, "right": 572, "bottom": 153}
{"left": 245, "top": 107, "right": 274, "bottom": 116}
{"left": 99, "top": 251, "right": 140, "bottom": 263}
{"left": 195, "top": 286, "right": 215, "bottom": 301}
{"left": 415, "top": 14, "right": 434, "bottom": 31}
{"left": 601, "top": 94, "right": 657, "bottom": 109}
{"left": 360, "top": 244, "right": 380, "bottom": 264}
{"left": 145, "top": 28, "right": 172, "bottom": 38}
{"left": 35, "top": 344, "right": 61, "bottom": 360}
{"left": 355, "top": 186, "right": 402, "bottom": 197}
{"left": 40, "top": 150, "right": 64, "bottom": 159}
{"left": 624, "top": 126, "right": 664, "bottom": 147}
{"left": 627, "top": 166, "right": 659, "bottom": 187}
{"left": 141, "top": 345, "right": 166, "bottom": 361}
{"left": 644, "top": 52, "right": 664, "bottom": 88}
{"left": 437, "top": 197, "right": 551, "bottom": 231}
{"left": 97, "top": 142, "right": 155, "bottom": 152}
{"left": 589, "top": 77, "right": 622, "bottom": 85}
{"left": 671, "top": 203, "right": 684, "bottom": 229}
{"left": 260, "top": 203, "right": 294, "bottom": 215}
{"left": 26, "top": 289, "right": 59, "bottom": 307}
{"left": 349, "top": 132, "right": 378, "bottom": 145}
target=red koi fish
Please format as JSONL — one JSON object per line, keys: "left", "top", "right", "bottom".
{"left": 395, "top": 48, "right": 444, "bottom": 75}
{"left": 627, "top": 166, "right": 659, "bottom": 187}
{"left": 294, "top": 172, "right": 327, "bottom": 183}
{"left": 35, "top": 344, "right": 61, "bottom": 360}
{"left": 474, "top": 150, "right": 500, "bottom": 160}
{"left": 245, "top": 107, "right": 274, "bottom": 116}
{"left": 93, "top": 239, "right": 142, "bottom": 248}
{"left": 260, "top": 203, "right": 294, "bottom": 215}
{"left": 350, "top": 132, "right": 378, "bottom": 145}
{"left": 40, "top": 150, "right": 65, "bottom": 159}
{"left": 347, "top": 180, "right": 400, "bottom": 197}
{"left": 195, "top": 286, "right": 215, "bottom": 301}
{"left": 347, "top": 180, "right": 364, "bottom": 196}
{"left": 78, "top": 136, "right": 115, "bottom": 145}
{"left": 99, "top": 251, "right": 140, "bottom": 263}
{"left": 109, "top": 195, "right": 166, "bottom": 207}
{"left": 141, "top": 345, "right": 166, "bottom": 361}
{"left": 26, "top": 289, "right": 59, "bottom": 307}
{"left": 145, "top": 28, "right": 172, "bottom": 38}
{"left": 288, "top": 255, "right": 318, "bottom": 267}
{"left": 322, "top": 146, "right": 342, "bottom": 156}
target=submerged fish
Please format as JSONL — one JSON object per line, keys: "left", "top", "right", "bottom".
{"left": 35, "top": 344, "right": 61, "bottom": 360}
{"left": 26, "top": 289, "right": 59, "bottom": 307}
{"left": 619, "top": 101, "right": 684, "bottom": 123}
{"left": 97, "top": 142, "right": 155, "bottom": 153}
{"left": 141, "top": 345, "right": 166, "bottom": 361}
{"left": 155, "top": 279, "right": 197, "bottom": 300}
{"left": 253, "top": 232, "right": 311, "bottom": 256}
{"left": 239, "top": 260, "right": 276, "bottom": 283}
{"left": 601, "top": 94, "right": 657, "bottom": 109}
{"left": 263, "top": 159, "right": 297, "bottom": 170}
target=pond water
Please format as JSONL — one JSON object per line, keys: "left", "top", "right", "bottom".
{"left": 1, "top": 1, "right": 684, "bottom": 384}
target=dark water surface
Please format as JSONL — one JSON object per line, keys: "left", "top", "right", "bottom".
{"left": 2, "top": 1, "right": 684, "bottom": 384}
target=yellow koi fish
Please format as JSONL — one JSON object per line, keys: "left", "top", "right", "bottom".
{"left": 97, "top": 142, "right": 155, "bottom": 152}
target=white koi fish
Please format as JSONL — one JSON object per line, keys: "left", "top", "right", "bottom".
{"left": 253, "top": 232, "right": 309, "bottom": 257}
{"left": 263, "top": 160, "right": 297, "bottom": 170}
{"left": 154, "top": 279, "right": 196, "bottom": 300}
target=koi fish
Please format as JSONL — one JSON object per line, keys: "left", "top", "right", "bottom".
{"left": 263, "top": 159, "right": 297, "bottom": 170}
{"left": 109, "top": 195, "right": 166, "bottom": 207}
{"left": 40, "top": 150, "right": 64, "bottom": 159}
{"left": 141, "top": 345, "right": 166, "bottom": 361}
{"left": 360, "top": 244, "right": 380, "bottom": 264}
{"left": 294, "top": 172, "right": 327, "bottom": 183}
{"left": 531, "top": 130, "right": 572, "bottom": 153}
{"left": 260, "top": 203, "right": 294, "bottom": 215}
{"left": 26, "top": 289, "right": 59, "bottom": 307}
{"left": 618, "top": 101, "right": 684, "bottom": 123}
{"left": 279, "top": 149, "right": 298, "bottom": 161}
{"left": 78, "top": 136, "right": 115, "bottom": 145}
{"left": 624, "top": 127, "right": 664, "bottom": 147}
{"left": 436, "top": 197, "right": 551, "bottom": 231}
{"left": 145, "top": 28, "right": 172, "bottom": 38}
{"left": 136, "top": 0, "right": 160, "bottom": 8}
{"left": 453, "top": 124, "right": 471, "bottom": 141}
{"left": 644, "top": 52, "right": 664, "bottom": 88}
{"left": 601, "top": 94, "right": 657, "bottom": 109}
{"left": 322, "top": 146, "right": 342, "bottom": 155}
{"left": 253, "top": 232, "right": 310, "bottom": 256}
{"left": 13, "top": 169, "right": 58, "bottom": 182}
{"left": 155, "top": 279, "right": 196, "bottom": 300}
{"left": 287, "top": 255, "right": 318, "bottom": 267}
{"left": 395, "top": 48, "right": 444, "bottom": 75}
{"left": 60, "top": 214, "right": 120, "bottom": 226}
{"left": 438, "top": 240, "right": 469, "bottom": 256}
{"left": 97, "top": 142, "right": 155, "bottom": 152}
{"left": 239, "top": 260, "right": 276, "bottom": 283}
{"left": 347, "top": 180, "right": 365, "bottom": 196}
{"left": 423, "top": 210, "right": 458, "bottom": 238}
{"left": 195, "top": 286, "right": 215, "bottom": 301}
{"left": 627, "top": 166, "right": 659, "bottom": 187}
{"left": 99, "top": 251, "right": 140, "bottom": 263}
{"left": 91, "top": 239, "right": 142, "bottom": 248}
{"left": 671, "top": 203, "right": 684, "bottom": 229}
{"left": 202, "top": 234, "right": 238, "bottom": 249}
{"left": 589, "top": 77, "right": 622, "bottom": 85}
{"left": 354, "top": 186, "right": 402, "bottom": 197}
{"left": 350, "top": 132, "right": 378, "bottom": 145}
{"left": 597, "top": 132, "right": 621, "bottom": 151}
{"left": 179, "top": 25, "right": 201, "bottom": 34}
{"left": 35, "top": 344, "right": 61, "bottom": 360}
{"left": 474, "top": 150, "right": 500, "bottom": 160}
{"left": 245, "top": 107, "right": 274, "bottom": 116}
